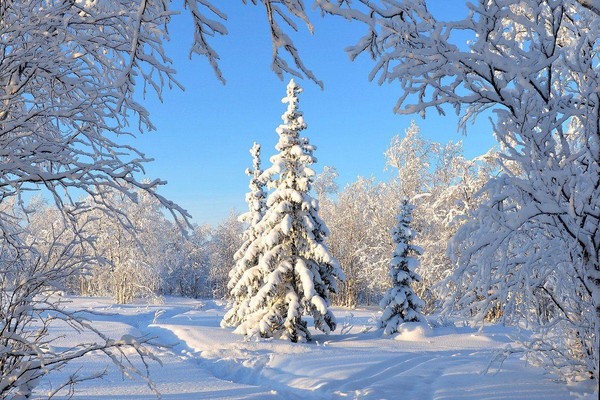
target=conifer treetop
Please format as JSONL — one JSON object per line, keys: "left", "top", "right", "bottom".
{"left": 279, "top": 79, "right": 306, "bottom": 131}
{"left": 239, "top": 142, "right": 266, "bottom": 227}
{"left": 263, "top": 79, "right": 317, "bottom": 193}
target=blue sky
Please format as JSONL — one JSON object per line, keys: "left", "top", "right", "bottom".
{"left": 135, "top": 3, "right": 497, "bottom": 225}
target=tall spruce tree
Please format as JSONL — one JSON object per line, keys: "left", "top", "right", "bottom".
{"left": 379, "top": 198, "right": 425, "bottom": 335}
{"left": 222, "top": 143, "right": 267, "bottom": 328}
{"left": 229, "top": 79, "right": 345, "bottom": 342}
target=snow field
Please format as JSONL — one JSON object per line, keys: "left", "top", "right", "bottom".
{"left": 38, "top": 297, "right": 596, "bottom": 399}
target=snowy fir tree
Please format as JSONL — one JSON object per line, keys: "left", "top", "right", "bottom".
{"left": 379, "top": 198, "right": 425, "bottom": 335}
{"left": 227, "top": 79, "right": 345, "bottom": 342}
{"left": 222, "top": 142, "right": 267, "bottom": 327}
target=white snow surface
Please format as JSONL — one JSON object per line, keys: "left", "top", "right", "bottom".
{"left": 37, "top": 296, "right": 596, "bottom": 399}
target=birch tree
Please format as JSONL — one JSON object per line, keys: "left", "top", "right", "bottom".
{"left": 326, "top": 178, "right": 394, "bottom": 307}
{"left": 317, "top": 0, "right": 599, "bottom": 382}
{"left": 208, "top": 211, "right": 244, "bottom": 299}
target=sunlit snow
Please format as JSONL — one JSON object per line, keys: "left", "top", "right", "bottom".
{"left": 37, "top": 297, "right": 595, "bottom": 399}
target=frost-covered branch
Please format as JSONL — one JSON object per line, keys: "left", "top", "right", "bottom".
{"left": 245, "top": 0, "right": 324, "bottom": 87}
{"left": 0, "top": 202, "right": 160, "bottom": 398}
{"left": 315, "top": 0, "right": 599, "bottom": 383}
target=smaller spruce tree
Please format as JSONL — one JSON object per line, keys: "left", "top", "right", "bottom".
{"left": 379, "top": 198, "right": 425, "bottom": 335}
{"left": 221, "top": 142, "right": 267, "bottom": 328}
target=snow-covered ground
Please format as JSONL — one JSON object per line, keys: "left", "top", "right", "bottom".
{"left": 36, "top": 297, "right": 596, "bottom": 399}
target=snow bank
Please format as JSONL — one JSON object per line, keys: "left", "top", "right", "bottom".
{"left": 393, "top": 322, "right": 434, "bottom": 341}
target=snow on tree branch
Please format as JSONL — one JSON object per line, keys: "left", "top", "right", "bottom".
{"left": 577, "top": 0, "right": 600, "bottom": 15}
{"left": 316, "top": 0, "right": 599, "bottom": 383}
{"left": 245, "top": 0, "right": 324, "bottom": 87}
{"left": 0, "top": 0, "right": 330, "bottom": 396}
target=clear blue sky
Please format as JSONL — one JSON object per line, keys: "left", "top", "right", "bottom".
{"left": 135, "top": 2, "right": 496, "bottom": 225}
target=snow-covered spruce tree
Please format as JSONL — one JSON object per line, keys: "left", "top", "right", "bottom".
{"left": 379, "top": 198, "right": 425, "bottom": 335}
{"left": 231, "top": 79, "right": 345, "bottom": 342}
{"left": 222, "top": 143, "right": 267, "bottom": 327}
